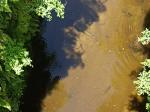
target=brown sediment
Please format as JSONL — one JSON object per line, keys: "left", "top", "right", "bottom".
{"left": 42, "top": 0, "right": 150, "bottom": 112}
{"left": 42, "top": 82, "right": 68, "bottom": 112}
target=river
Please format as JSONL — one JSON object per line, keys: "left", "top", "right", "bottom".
{"left": 41, "top": 0, "right": 150, "bottom": 112}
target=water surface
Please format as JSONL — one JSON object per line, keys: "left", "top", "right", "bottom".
{"left": 42, "top": 0, "right": 150, "bottom": 112}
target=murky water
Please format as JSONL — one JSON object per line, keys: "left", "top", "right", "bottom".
{"left": 42, "top": 0, "right": 150, "bottom": 112}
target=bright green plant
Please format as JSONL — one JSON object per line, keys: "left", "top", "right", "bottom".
{"left": 0, "top": 0, "right": 11, "bottom": 12}
{"left": 0, "top": 31, "right": 32, "bottom": 75}
{"left": 34, "top": 0, "right": 65, "bottom": 20}
{"left": 134, "top": 70, "right": 150, "bottom": 96}
{"left": 0, "top": 0, "right": 65, "bottom": 21}
{"left": 0, "top": 67, "right": 26, "bottom": 112}
{"left": 0, "top": 98, "right": 11, "bottom": 111}
{"left": 134, "top": 59, "right": 150, "bottom": 96}
{"left": 0, "top": 0, "right": 65, "bottom": 111}
{"left": 0, "top": 31, "right": 31, "bottom": 111}
{"left": 134, "top": 28, "right": 150, "bottom": 112}
{"left": 146, "top": 96, "right": 150, "bottom": 112}
{"left": 138, "top": 28, "right": 150, "bottom": 45}
{"left": 141, "top": 59, "right": 150, "bottom": 67}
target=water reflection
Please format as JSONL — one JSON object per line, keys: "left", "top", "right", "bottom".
{"left": 42, "top": 0, "right": 106, "bottom": 78}
{"left": 41, "top": 0, "right": 150, "bottom": 112}
{"left": 144, "top": 9, "right": 150, "bottom": 29}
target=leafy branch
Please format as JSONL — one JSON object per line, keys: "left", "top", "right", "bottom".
{"left": 134, "top": 28, "right": 150, "bottom": 112}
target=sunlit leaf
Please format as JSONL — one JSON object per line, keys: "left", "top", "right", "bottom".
{"left": 0, "top": 98, "right": 11, "bottom": 111}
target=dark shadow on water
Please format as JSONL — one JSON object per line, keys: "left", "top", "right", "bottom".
{"left": 128, "top": 58, "right": 149, "bottom": 111}
{"left": 42, "top": 0, "right": 106, "bottom": 78}
{"left": 128, "top": 10, "right": 150, "bottom": 111}
{"left": 143, "top": 9, "right": 150, "bottom": 55}
{"left": 129, "top": 68, "right": 142, "bottom": 80}
{"left": 21, "top": 37, "right": 60, "bottom": 112}
{"left": 21, "top": 1, "right": 106, "bottom": 111}
{"left": 128, "top": 95, "right": 147, "bottom": 112}
{"left": 129, "top": 70, "right": 147, "bottom": 112}
{"left": 144, "top": 9, "right": 150, "bottom": 29}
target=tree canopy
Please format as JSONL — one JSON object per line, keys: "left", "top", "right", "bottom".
{"left": 0, "top": 0, "right": 65, "bottom": 111}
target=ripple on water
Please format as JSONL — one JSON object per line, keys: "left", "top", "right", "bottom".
{"left": 42, "top": 0, "right": 150, "bottom": 112}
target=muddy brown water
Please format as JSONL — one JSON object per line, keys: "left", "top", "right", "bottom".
{"left": 42, "top": 0, "right": 150, "bottom": 112}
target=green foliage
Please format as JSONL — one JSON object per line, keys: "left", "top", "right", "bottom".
{"left": 0, "top": 0, "right": 19, "bottom": 12}
{"left": 0, "top": 69, "right": 26, "bottom": 112}
{"left": 0, "top": 39, "right": 32, "bottom": 75}
{"left": 146, "top": 96, "right": 150, "bottom": 112}
{"left": 0, "top": 31, "right": 29, "bottom": 111}
{"left": 134, "top": 70, "right": 150, "bottom": 96}
{"left": 134, "top": 28, "right": 150, "bottom": 112}
{"left": 0, "top": 0, "right": 65, "bottom": 111}
{"left": 0, "top": 98, "right": 11, "bottom": 111}
{"left": 138, "top": 28, "right": 150, "bottom": 45}
{"left": 5, "top": 0, "right": 40, "bottom": 42}
{"left": 134, "top": 59, "right": 150, "bottom": 96}
{"left": 0, "top": 0, "right": 11, "bottom": 12}
{"left": 35, "top": 0, "right": 65, "bottom": 20}
{"left": 141, "top": 59, "right": 150, "bottom": 68}
{"left": 0, "top": 12, "right": 11, "bottom": 30}
{"left": 0, "top": 0, "right": 65, "bottom": 21}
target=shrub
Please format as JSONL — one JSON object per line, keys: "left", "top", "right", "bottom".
{"left": 0, "top": 0, "right": 65, "bottom": 111}
{"left": 34, "top": 0, "right": 65, "bottom": 20}
{"left": 134, "top": 28, "right": 150, "bottom": 112}
{"left": 134, "top": 70, "right": 150, "bottom": 96}
{"left": 138, "top": 28, "right": 150, "bottom": 45}
{"left": 0, "top": 38, "right": 32, "bottom": 75}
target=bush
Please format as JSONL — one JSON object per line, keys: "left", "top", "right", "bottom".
{"left": 0, "top": 34, "right": 32, "bottom": 75}
{"left": 134, "top": 28, "right": 150, "bottom": 112}
{"left": 0, "top": 0, "right": 65, "bottom": 111}
{"left": 138, "top": 28, "right": 150, "bottom": 45}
